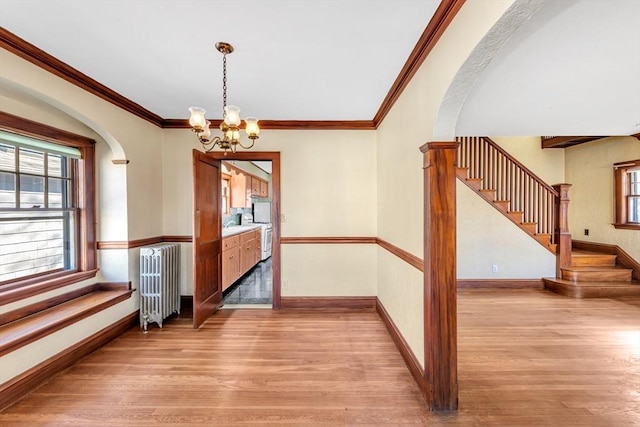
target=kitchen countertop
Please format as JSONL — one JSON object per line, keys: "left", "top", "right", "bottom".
{"left": 222, "top": 224, "right": 262, "bottom": 238}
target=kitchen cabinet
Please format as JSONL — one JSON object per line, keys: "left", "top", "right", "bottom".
{"left": 221, "top": 235, "right": 241, "bottom": 290}
{"left": 250, "top": 177, "right": 261, "bottom": 197}
{"left": 239, "top": 231, "right": 254, "bottom": 274}
{"left": 259, "top": 180, "right": 268, "bottom": 198}
{"left": 248, "top": 176, "right": 268, "bottom": 198}
{"left": 222, "top": 228, "right": 262, "bottom": 291}
{"left": 227, "top": 165, "right": 268, "bottom": 206}
{"left": 223, "top": 162, "right": 269, "bottom": 208}
{"left": 239, "top": 229, "right": 261, "bottom": 274}
{"left": 229, "top": 169, "right": 250, "bottom": 208}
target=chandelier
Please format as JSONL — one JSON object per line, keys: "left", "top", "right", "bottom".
{"left": 188, "top": 42, "right": 260, "bottom": 153}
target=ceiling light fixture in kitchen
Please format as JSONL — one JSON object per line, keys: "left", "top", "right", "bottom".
{"left": 188, "top": 42, "right": 259, "bottom": 154}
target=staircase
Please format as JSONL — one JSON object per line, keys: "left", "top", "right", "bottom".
{"left": 455, "top": 136, "right": 639, "bottom": 298}
{"left": 455, "top": 137, "right": 561, "bottom": 254}
{"left": 543, "top": 250, "right": 640, "bottom": 298}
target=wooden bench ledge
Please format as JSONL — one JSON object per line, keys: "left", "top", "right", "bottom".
{"left": 0, "top": 284, "right": 133, "bottom": 357}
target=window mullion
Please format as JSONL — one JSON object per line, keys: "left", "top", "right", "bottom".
{"left": 44, "top": 152, "right": 49, "bottom": 209}
{"left": 14, "top": 145, "right": 19, "bottom": 208}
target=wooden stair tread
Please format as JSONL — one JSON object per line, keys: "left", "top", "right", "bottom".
{"left": 561, "top": 265, "right": 633, "bottom": 283}
{"left": 0, "top": 289, "right": 133, "bottom": 357}
{"left": 545, "top": 278, "right": 639, "bottom": 287}
{"left": 562, "top": 266, "right": 632, "bottom": 272}
{"left": 543, "top": 277, "right": 640, "bottom": 298}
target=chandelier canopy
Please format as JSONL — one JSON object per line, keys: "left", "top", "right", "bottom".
{"left": 188, "top": 42, "right": 259, "bottom": 153}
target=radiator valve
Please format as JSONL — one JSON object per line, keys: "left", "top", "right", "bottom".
{"left": 142, "top": 314, "right": 150, "bottom": 334}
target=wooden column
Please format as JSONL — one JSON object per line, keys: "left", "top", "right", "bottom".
{"left": 420, "top": 141, "right": 458, "bottom": 411}
{"left": 553, "top": 184, "right": 572, "bottom": 278}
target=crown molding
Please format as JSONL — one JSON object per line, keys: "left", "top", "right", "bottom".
{"left": 0, "top": 27, "right": 164, "bottom": 128}
{"left": 163, "top": 118, "right": 375, "bottom": 130}
{"left": 373, "top": 0, "right": 466, "bottom": 127}
{"left": 1, "top": 1, "right": 464, "bottom": 131}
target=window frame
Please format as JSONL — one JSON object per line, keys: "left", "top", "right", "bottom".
{"left": 613, "top": 159, "right": 640, "bottom": 230}
{"left": 0, "top": 111, "right": 97, "bottom": 304}
{"left": 221, "top": 172, "right": 231, "bottom": 215}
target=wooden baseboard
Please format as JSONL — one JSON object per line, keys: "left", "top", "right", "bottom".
{"left": 280, "top": 296, "right": 376, "bottom": 310}
{"left": 0, "top": 312, "right": 138, "bottom": 411}
{"left": 457, "top": 279, "right": 543, "bottom": 289}
{"left": 375, "top": 298, "right": 425, "bottom": 396}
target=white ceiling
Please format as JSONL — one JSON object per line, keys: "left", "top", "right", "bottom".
{"left": 456, "top": 0, "right": 640, "bottom": 137}
{"left": 1, "top": 0, "right": 639, "bottom": 137}
{"left": 0, "top": 0, "right": 440, "bottom": 121}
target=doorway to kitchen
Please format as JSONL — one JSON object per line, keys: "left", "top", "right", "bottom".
{"left": 208, "top": 151, "right": 281, "bottom": 310}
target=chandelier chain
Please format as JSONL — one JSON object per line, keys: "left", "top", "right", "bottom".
{"left": 222, "top": 53, "right": 228, "bottom": 116}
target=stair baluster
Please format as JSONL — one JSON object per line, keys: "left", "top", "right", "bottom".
{"left": 455, "top": 137, "right": 566, "bottom": 257}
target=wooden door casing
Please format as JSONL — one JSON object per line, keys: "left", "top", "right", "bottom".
{"left": 208, "top": 151, "right": 281, "bottom": 310}
{"left": 192, "top": 150, "right": 222, "bottom": 328}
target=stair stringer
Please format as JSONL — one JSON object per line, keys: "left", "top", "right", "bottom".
{"left": 456, "top": 167, "right": 556, "bottom": 254}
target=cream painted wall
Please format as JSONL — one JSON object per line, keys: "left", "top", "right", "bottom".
{"left": 457, "top": 181, "right": 556, "bottom": 278}
{"left": 162, "top": 128, "right": 378, "bottom": 296}
{"left": 376, "top": 248, "right": 424, "bottom": 368}
{"left": 376, "top": 1, "right": 514, "bottom": 367}
{"left": 282, "top": 244, "right": 377, "bottom": 296}
{"left": 0, "top": 301, "right": 135, "bottom": 383}
{"left": 566, "top": 136, "right": 640, "bottom": 260}
{"left": 162, "top": 128, "right": 378, "bottom": 237}
{"left": 0, "top": 48, "right": 164, "bottom": 383}
{"left": 491, "top": 136, "right": 565, "bottom": 185}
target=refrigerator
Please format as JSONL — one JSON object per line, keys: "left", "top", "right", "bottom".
{"left": 253, "top": 202, "right": 271, "bottom": 223}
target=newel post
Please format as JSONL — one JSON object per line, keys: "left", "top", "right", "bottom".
{"left": 420, "top": 141, "right": 459, "bottom": 412}
{"left": 553, "top": 183, "right": 572, "bottom": 278}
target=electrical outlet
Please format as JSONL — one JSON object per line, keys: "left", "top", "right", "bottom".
{"left": 492, "top": 264, "right": 499, "bottom": 273}
{"left": 282, "top": 280, "right": 288, "bottom": 290}
{"left": 584, "top": 229, "right": 589, "bottom": 236}
{"left": 281, "top": 213, "right": 287, "bottom": 223}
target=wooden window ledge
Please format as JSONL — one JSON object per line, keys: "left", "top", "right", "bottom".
{"left": 612, "top": 223, "right": 640, "bottom": 230}
{"left": 0, "top": 283, "right": 133, "bottom": 357}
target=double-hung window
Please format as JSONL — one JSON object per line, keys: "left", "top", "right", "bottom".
{"left": 613, "top": 159, "right": 640, "bottom": 230}
{"left": 0, "top": 112, "right": 96, "bottom": 299}
{"left": 0, "top": 133, "right": 80, "bottom": 281}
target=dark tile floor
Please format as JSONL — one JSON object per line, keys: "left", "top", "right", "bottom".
{"left": 222, "top": 257, "right": 272, "bottom": 305}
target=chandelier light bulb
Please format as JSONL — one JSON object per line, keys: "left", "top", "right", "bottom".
{"left": 245, "top": 117, "right": 260, "bottom": 138}
{"left": 224, "top": 105, "right": 241, "bottom": 127}
{"left": 188, "top": 106, "right": 207, "bottom": 131}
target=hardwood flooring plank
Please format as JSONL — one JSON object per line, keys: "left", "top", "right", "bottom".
{"left": 1, "top": 289, "right": 639, "bottom": 425}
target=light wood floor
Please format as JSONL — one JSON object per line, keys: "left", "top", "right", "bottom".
{"left": 1, "top": 289, "right": 639, "bottom": 426}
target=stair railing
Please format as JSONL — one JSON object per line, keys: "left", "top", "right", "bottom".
{"left": 456, "top": 136, "right": 561, "bottom": 248}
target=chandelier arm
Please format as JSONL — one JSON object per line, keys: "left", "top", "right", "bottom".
{"left": 201, "top": 136, "right": 222, "bottom": 152}
{"left": 236, "top": 138, "right": 256, "bottom": 150}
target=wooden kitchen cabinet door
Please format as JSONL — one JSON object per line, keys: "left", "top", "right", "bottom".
{"left": 230, "top": 170, "right": 248, "bottom": 208}
{"left": 259, "top": 180, "right": 268, "bottom": 198}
